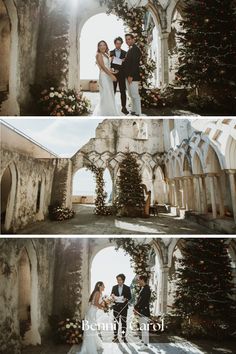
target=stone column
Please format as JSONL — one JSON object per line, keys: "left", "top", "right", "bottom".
{"left": 178, "top": 178, "right": 184, "bottom": 208}
{"left": 187, "top": 177, "right": 195, "bottom": 210}
{"left": 173, "top": 179, "right": 178, "bottom": 206}
{"left": 160, "top": 266, "right": 169, "bottom": 314}
{"left": 214, "top": 174, "right": 225, "bottom": 217}
{"left": 199, "top": 175, "right": 208, "bottom": 214}
{"left": 160, "top": 32, "right": 170, "bottom": 85}
{"left": 174, "top": 178, "right": 180, "bottom": 208}
{"left": 166, "top": 178, "right": 171, "bottom": 205}
{"left": 226, "top": 170, "right": 236, "bottom": 223}
{"left": 192, "top": 176, "right": 200, "bottom": 212}
{"left": 207, "top": 173, "right": 217, "bottom": 219}
{"left": 183, "top": 177, "right": 189, "bottom": 211}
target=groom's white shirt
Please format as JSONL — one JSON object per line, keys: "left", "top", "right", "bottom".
{"left": 115, "top": 49, "right": 121, "bottom": 58}
{"left": 118, "top": 285, "right": 123, "bottom": 296}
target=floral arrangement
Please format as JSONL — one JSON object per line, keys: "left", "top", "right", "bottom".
{"left": 57, "top": 318, "right": 83, "bottom": 344}
{"left": 141, "top": 87, "right": 162, "bottom": 108}
{"left": 38, "top": 87, "right": 91, "bottom": 116}
{"left": 87, "top": 165, "right": 113, "bottom": 216}
{"left": 110, "top": 238, "right": 157, "bottom": 302}
{"left": 105, "top": 0, "right": 158, "bottom": 106}
{"left": 103, "top": 295, "right": 115, "bottom": 313}
{"left": 48, "top": 205, "right": 75, "bottom": 221}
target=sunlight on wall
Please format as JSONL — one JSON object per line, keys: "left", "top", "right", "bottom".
{"left": 80, "top": 13, "right": 127, "bottom": 79}
{"left": 91, "top": 247, "right": 135, "bottom": 296}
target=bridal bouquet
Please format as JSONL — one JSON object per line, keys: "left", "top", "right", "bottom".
{"left": 38, "top": 87, "right": 91, "bottom": 116}
{"left": 102, "top": 296, "right": 115, "bottom": 313}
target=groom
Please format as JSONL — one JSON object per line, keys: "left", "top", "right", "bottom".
{"left": 134, "top": 275, "right": 151, "bottom": 351}
{"left": 124, "top": 33, "right": 142, "bottom": 116}
{"left": 111, "top": 273, "right": 131, "bottom": 343}
{"left": 110, "top": 37, "right": 128, "bottom": 115}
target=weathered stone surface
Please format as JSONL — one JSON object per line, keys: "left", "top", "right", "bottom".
{"left": 0, "top": 238, "right": 235, "bottom": 352}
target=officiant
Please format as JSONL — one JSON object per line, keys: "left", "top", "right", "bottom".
{"left": 111, "top": 273, "right": 131, "bottom": 342}
{"left": 110, "top": 37, "right": 128, "bottom": 115}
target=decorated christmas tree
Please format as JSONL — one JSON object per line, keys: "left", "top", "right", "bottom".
{"left": 172, "top": 238, "right": 236, "bottom": 338}
{"left": 116, "top": 151, "right": 145, "bottom": 217}
{"left": 177, "top": 0, "right": 236, "bottom": 112}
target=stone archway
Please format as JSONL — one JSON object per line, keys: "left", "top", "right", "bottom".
{"left": 153, "top": 166, "right": 167, "bottom": 204}
{"left": 0, "top": 0, "right": 19, "bottom": 115}
{"left": 68, "top": 0, "right": 181, "bottom": 90}
{"left": 18, "top": 245, "right": 41, "bottom": 346}
{"left": 0, "top": 0, "right": 10, "bottom": 95}
{"left": 0, "top": 162, "right": 17, "bottom": 232}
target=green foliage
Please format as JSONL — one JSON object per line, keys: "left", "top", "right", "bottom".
{"left": 31, "top": 85, "right": 91, "bottom": 116}
{"left": 177, "top": 0, "right": 236, "bottom": 111}
{"left": 111, "top": 238, "right": 157, "bottom": 302}
{"left": 48, "top": 205, "right": 75, "bottom": 221}
{"left": 106, "top": 0, "right": 159, "bottom": 106}
{"left": 172, "top": 239, "right": 236, "bottom": 338}
{"left": 115, "top": 151, "right": 145, "bottom": 217}
{"left": 88, "top": 165, "right": 112, "bottom": 216}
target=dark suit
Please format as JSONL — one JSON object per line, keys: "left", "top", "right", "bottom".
{"left": 134, "top": 284, "right": 151, "bottom": 318}
{"left": 110, "top": 49, "right": 127, "bottom": 109}
{"left": 124, "top": 44, "right": 142, "bottom": 81}
{"left": 111, "top": 284, "right": 131, "bottom": 338}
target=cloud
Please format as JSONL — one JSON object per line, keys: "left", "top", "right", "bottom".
{"left": 3, "top": 118, "right": 103, "bottom": 157}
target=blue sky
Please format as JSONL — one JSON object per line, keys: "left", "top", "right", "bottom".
{"left": 2, "top": 118, "right": 103, "bottom": 157}
{"left": 2, "top": 118, "right": 114, "bottom": 195}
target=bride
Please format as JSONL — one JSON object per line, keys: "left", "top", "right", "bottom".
{"left": 79, "top": 281, "right": 105, "bottom": 354}
{"left": 93, "top": 40, "right": 120, "bottom": 116}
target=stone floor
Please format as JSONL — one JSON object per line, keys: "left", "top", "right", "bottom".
{"left": 18, "top": 204, "right": 218, "bottom": 235}
{"left": 21, "top": 336, "right": 236, "bottom": 354}
{"left": 83, "top": 91, "right": 198, "bottom": 117}
{"left": 21, "top": 311, "right": 236, "bottom": 353}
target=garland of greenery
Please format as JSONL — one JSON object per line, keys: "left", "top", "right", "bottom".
{"left": 105, "top": 0, "right": 161, "bottom": 108}
{"left": 87, "top": 165, "right": 113, "bottom": 215}
{"left": 110, "top": 238, "right": 157, "bottom": 303}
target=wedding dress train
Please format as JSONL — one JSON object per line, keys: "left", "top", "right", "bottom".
{"left": 93, "top": 54, "right": 120, "bottom": 116}
{"left": 79, "top": 294, "right": 104, "bottom": 354}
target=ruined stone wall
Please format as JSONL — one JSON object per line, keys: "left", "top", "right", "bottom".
{"left": 79, "top": 119, "right": 165, "bottom": 156}
{"left": 35, "top": 0, "right": 70, "bottom": 87}
{"left": 50, "top": 158, "right": 73, "bottom": 209}
{"left": 15, "top": 0, "right": 43, "bottom": 113}
{"left": 52, "top": 238, "right": 84, "bottom": 319}
{"left": 1, "top": 148, "right": 55, "bottom": 232}
{"left": 0, "top": 239, "right": 56, "bottom": 354}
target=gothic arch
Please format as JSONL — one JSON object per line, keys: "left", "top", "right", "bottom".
{"left": 153, "top": 165, "right": 167, "bottom": 204}
{"left": 225, "top": 135, "right": 236, "bottom": 169}
{"left": 1, "top": 0, "right": 19, "bottom": 115}
{"left": 36, "top": 172, "right": 46, "bottom": 221}
{"left": 205, "top": 144, "right": 222, "bottom": 174}
{"left": 17, "top": 243, "right": 41, "bottom": 345}
{"left": 191, "top": 151, "right": 204, "bottom": 174}
{"left": 0, "top": 161, "right": 18, "bottom": 232}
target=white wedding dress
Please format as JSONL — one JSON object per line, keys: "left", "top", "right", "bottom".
{"left": 79, "top": 293, "right": 104, "bottom": 354}
{"left": 93, "top": 54, "right": 120, "bottom": 116}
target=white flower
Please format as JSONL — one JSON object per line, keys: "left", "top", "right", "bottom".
{"left": 50, "top": 87, "right": 54, "bottom": 90}
{"left": 49, "top": 93, "right": 54, "bottom": 98}
{"left": 58, "top": 94, "right": 62, "bottom": 98}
